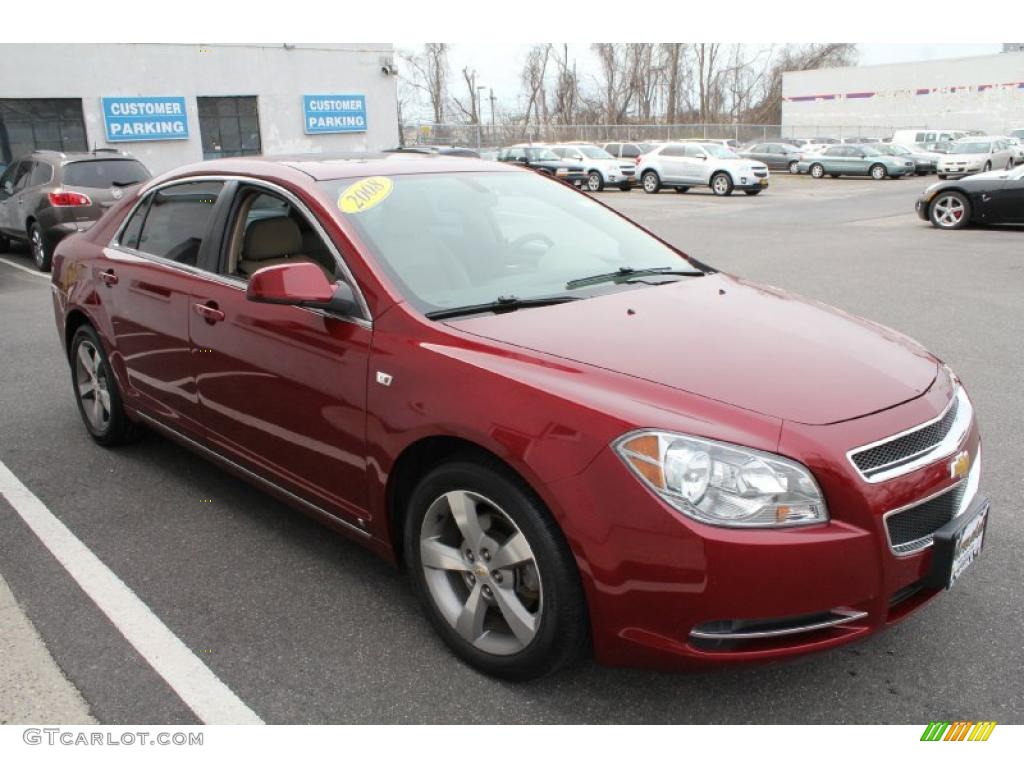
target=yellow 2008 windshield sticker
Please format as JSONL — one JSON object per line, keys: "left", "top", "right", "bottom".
{"left": 338, "top": 176, "right": 393, "bottom": 214}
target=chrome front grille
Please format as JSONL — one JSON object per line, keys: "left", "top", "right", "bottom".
{"left": 848, "top": 386, "right": 971, "bottom": 483}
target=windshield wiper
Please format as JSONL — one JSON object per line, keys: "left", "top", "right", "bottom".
{"left": 425, "top": 294, "right": 580, "bottom": 320}
{"left": 565, "top": 266, "right": 705, "bottom": 290}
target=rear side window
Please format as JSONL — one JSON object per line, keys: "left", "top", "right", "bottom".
{"left": 661, "top": 145, "right": 685, "bottom": 157}
{"left": 136, "top": 181, "right": 224, "bottom": 266}
{"left": 30, "top": 161, "right": 53, "bottom": 186}
{"left": 119, "top": 195, "right": 150, "bottom": 250}
{"left": 63, "top": 159, "right": 150, "bottom": 189}
{"left": 604, "top": 143, "right": 621, "bottom": 156}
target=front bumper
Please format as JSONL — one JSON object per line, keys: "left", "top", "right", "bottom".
{"left": 734, "top": 173, "right": 770, "bottom": 190}
{"left": 544, "top": 381, "right": 983, "bottom": 669}
{"left": 915, "top": 197, "right": 931, "bottom": 221}
{"left": 938, "top": 165, "right": 983, "bottom": 178}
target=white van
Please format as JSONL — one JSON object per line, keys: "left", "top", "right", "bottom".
{"left": 890, "top": 129, "right": 967, "bottom": 146}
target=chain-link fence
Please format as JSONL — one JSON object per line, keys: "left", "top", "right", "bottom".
{"left": 400, "top": 122, "right": 911, "bottom": 149}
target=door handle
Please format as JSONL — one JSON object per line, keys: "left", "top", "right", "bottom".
{"left": 193, "top": 302, "right": 225, "bottom": 324}
{"left": 99, "top": 269, "right": 118, "bottom": 286}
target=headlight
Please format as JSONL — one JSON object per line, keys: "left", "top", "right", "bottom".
{"left": 614, "top": 431, "right": 828, "bottom": 527}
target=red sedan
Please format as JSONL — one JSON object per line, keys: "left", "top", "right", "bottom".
{"left": 50, "top": 154, "right": 988, "bottom": 680}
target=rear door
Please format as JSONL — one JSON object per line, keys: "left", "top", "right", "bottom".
{"left": 656, "top": 145, "right": 687, "bottom": 182}
{"left": 99, "top": 180, "right": 226, "bottom": 437}
{"left": 989, "top": 172, "right": 1024, "bottom": 223}
{"left": 0, "top": 161, "right": 31, "bottom": 236}
{"left": 187, "top": 181, "right": 373, "bottom": 527}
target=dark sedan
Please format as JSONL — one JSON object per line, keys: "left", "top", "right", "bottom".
{"left": 739, "top": 142, "right": 804, "bottom": 173}
{"left": 915, "top": 165, "right": 1024, "bottom": 229}
{"left": 497, "top": 146, "right": 587, "bottom": 186}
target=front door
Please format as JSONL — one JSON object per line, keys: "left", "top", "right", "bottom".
{"left": 188, "top": 183, "right": 372, "bottom": 525}
{"left": 990, "top": 174, "right": 1024, "bottom": 223}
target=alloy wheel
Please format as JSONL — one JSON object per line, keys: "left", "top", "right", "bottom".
{"left": 31, "top": 228, "right": 46, "bottom": 268}
{"left": 788, "top": 161, "right": 799, "bottom": 174}
{"left": 810, "top": 164, "right": 824, "bottom": 178}
{"left": 587, "top": 172, "right": 602, "bottom": 192}
{"left": 711, "top": 174, "right": 731, "bottom": 195}
{"left": 642, "top": 172, "right": 658, "bottom": 193}
{"left": 419, "top": 489, "right": 542, "bottom": 656}
{"left": 932, "top": 195, "right": 966, "bottom": 228}
{"left": 74, "top": 340, "right": 112, "bottom": 432}
{"left": 871, "top": 164, "right": 886, "bottom": 180}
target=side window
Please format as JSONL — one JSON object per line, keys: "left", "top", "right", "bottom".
{"left": 604, "top": 143, "right": 621, "bottom": 157}
{"left": 683, "top": 144, "right": 706, "bottom": 158}
{"left": 136, "top": 181, "right": 223, "bottom": 266}
{"left": 550, "top": 148, "right": 567, "bottom": 158}
{"left": 12, "top": 161, "right": 32, "bottom": 191}
{"left": 224, "top": 188, "right": 338, "bottom": 282}
{"left": 750, "top": 144, "right": 767, "bottom": 153}
{"left": 119, "top": 194, "right": 151, "bottom": 250}
{"left": 661, "top": 145, "right": 685, "bottom": 157}
{"left": 30, "top": 161, "right": 52, "bottom": 186}
{"left": 1, "top": 161, "right": 24, "bottom": 193}
{"left": 622, "top": 144, "right": 640, "bottom": 157}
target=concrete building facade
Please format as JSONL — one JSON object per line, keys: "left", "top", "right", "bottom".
{"left": 782, "top": 51, "right": 1024, "bottom": 136}
{"left": 0, "top": 43, "right": 399, "bottom": 174}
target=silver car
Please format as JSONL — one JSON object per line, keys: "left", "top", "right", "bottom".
{"left": 637, "top": 142, "right": 769, "bottom": 196}
{"left": 937, "top": 138, "right": 1016, "bottom": 179}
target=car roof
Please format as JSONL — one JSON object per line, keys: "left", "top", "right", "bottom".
{"left": 27, "top": 149, "right": 138, "bottom": 164}
{"left": 153, "top": 153, "right": 518, "bottom": 183}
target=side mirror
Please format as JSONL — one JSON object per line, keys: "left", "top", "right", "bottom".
{"left": 1, "top": 180, "right": 12, "bottom": 196}
{"left": 246, "top": 262, "right": 359, "bottom": 317}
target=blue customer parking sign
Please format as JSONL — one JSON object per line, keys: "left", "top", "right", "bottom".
{"left": 102, "top": 97, "right": 189, "bottom": 142}
{"left": 303, "top": 95, "right": 367, "bottom": 134}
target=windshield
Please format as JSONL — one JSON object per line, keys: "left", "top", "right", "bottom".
{"left": 578, "top": 146, "right": 613, "bottom": 159}
{"left": 320, "top": 172, "right": 693, "bottom": 314}
{"left": 63, "top": 159, "right": 150, "bottom": 188}
{"left": 524, "top": 147, "right": 559, "bottom": 161}
{"left": 702, "top": 145, "right": 738, "bottom": 159}
{"left": 952, "top": 142, "right": 991, "bottom": 155}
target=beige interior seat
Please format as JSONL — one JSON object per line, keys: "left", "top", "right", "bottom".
{"left": 238, "top": 216, "right": 333, "bottom": 280}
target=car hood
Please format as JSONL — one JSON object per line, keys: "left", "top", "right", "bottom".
{"left": 449, "top": 274, "right": 938, "bottom": 426}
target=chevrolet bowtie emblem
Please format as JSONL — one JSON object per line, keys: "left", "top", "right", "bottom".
{"left": 950, "top": 451, "right": 970, "bottom": 480}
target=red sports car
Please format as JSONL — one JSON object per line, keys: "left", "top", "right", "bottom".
{"left": 50, "top": 154, "right": 988, "bottom": 680}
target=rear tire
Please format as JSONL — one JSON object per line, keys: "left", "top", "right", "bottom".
{"left": 403, "top": 457, "right": 588, "bottom": 680}
{"left": 0, "top": 234, "right": 10, "bottom": 253}
{"left": 70, "top": 325, "right": 139, "bottom": 446}
{"left": 870, "top": 164, "right": 887, "bottom": 180}
{"left": 937, "top": 174, "right": 947, "bottom": 179}
{"left": 983, "top": 161, "right": 991, "bottom": 173}
{"left": 30, "top": 222, "right": 52, "bottom": 272}
{"left": 710, "top": 172, "right": 733, "bottom": 196}
{"left": 641, "top": 171, "right": 661, "bottom": 193}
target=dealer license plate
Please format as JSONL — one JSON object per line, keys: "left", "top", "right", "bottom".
{"left": 929, "top": 498, "right": 989, "bottom": 590}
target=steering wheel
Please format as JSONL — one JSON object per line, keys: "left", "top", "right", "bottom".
{"left": 507, "top": 232, "right": 555, "bottom": 255}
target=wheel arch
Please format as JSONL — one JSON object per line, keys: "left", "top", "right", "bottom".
{"left": 927, "top": 186, "right": 974, "bottom": 218}
{"left": 386, "top": 436, "right": 543, "bottom": 568}
{"left": 64, "top": 308, "right": 95, "bottom": 362}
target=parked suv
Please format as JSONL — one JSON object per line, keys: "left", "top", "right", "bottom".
{"left": 497, "top": 145, "right": 587, "bottom": 186}
{"left": 601, "top": 141, "right": 657, "bottom": 164}
{"left": 0, "top": 149, "right": 151, "bottom": 271}
{"left": 547, "top": 144, "right": 634, "bottom": 191}
{"left": 637, "top": 142, "right": 769, "bottom": 196}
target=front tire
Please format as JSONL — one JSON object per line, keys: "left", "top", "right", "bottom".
{"left": 788, "top": 160, "right": 800, "bottom": 174}
{"left": 810, "top": 163, "right": 825, "bottom": 179}
{"left": 929, "top": 191, "right": 971, "bottom": 230}
{"left": 710, "top": 172, "right": 733, "bottom": 196}
{"left": 0, "top": 233, "right": 10, "bottom": 253}
{"left": 870, "top": 164, "right": 887, "bottom": 180}
{"left": 983, "top": 161, "right": 991, "bottom": 173}
{"left": 404, "top": 458, "right": 588, "bottom": 680}
{"left": 641, "top": 170, "right": 661, "bottom": 194}
{"left": 586, "top": 171, "right": 604, "bottom": 192}
{"left": 70, "top": 325, "right": 138, "bottom": 446}
{"left": 30, "top": 222, "right": 52, "bottom": 272}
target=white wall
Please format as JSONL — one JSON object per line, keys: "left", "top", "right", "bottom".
{"left": 0, "top": 43, "right": 399, "bottom": 174}
{"left": 782, "top": 52, "right": 1024, "bottom": 135}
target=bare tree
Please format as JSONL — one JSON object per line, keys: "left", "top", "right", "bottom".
{"left": 452, "top": 66, "right": 481, "bottom": 124}
{"left": 520, "top": 44, "right": 551, "bottom": 126}
{"left": 747, "top": 44, "right": 857, "bottom": 124}
{"left": 659, "top": 43, "right": 686, "bottom": 125}
{"left": 629, "top": 44, "right": 658, "bottom": 123}
{"left": 693, "top": 43, "right": 723, "bottom": 122}
{"left": 592, "top": 43, "right": 635, "bottom": 123}
{"left": 550, "top": 44, "right": 582, "bottom": 125}
{"left": 401, "top": 43, "right": 450, "bottom": 124}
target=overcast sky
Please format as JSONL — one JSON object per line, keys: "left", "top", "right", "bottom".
{"left": 398, "top": 43, "right": 1004, "bottom": 120}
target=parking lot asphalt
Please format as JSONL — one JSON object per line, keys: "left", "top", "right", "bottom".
{"left": 0, "top": 173, "right": 1021, "bottom": 724}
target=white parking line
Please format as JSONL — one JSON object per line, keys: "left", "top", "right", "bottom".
{"left": 0, "top": 459, "right": 264, "bottom": 725}
{"left": 0, "top": 257, "right": 49, "bottom": 279}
